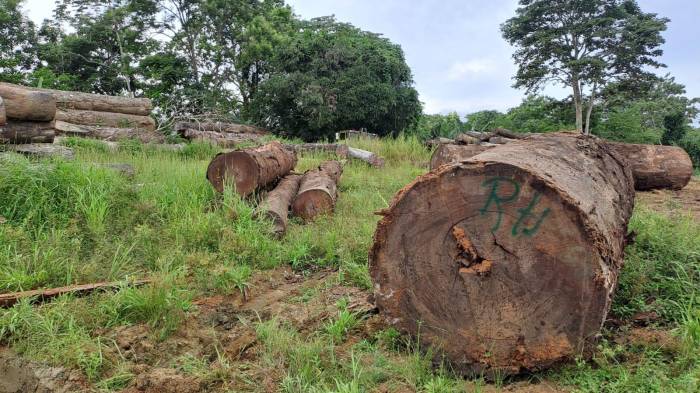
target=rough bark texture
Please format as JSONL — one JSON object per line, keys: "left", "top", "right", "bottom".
{"left": 26, "top": 85, "right": 152, "bottom": 115}
{"left": 608, "top": 142, "right": 693, "bottom": 191}
{"left": 0, "top": 96, "right": 6, "bottom": 126}
{"left": 4, "top": 143, "right": 75, "bottom": 160}
{"left": 175, "top": 121, "right": 269, "bottom": 135}
{"left": 54, "top": 121, "right": 164, "bottom": 143}
{"left": 257, "top": 174, "right": 302, "bottom": 238}
{"left": 179, "top": 128, "right": 266, "bottom": 147}
{"left": 292, "top": 161, "right": 343, "bottom": 221}
{"left": 285, "top": 143, "right": 350, "bottom": 158}
{"left": 370, "top": 133, "right": 635, "bottom": 376}
{"left": 56, "top": 109, "right": 156, "bottom": 132}
{"left": 430, "top": 144, "right": 494, "bottom": 170}
{"left": 0, "top": 83, "right": 56, "bottom": 121}
{"left": 0, "top": 121, "right": 55, "bottom": 143}
{"left": 206, "top": 141, "right": 297, "bottom": 196}
{"left": 348, "top": 147, "right": 385, "bottom": 167}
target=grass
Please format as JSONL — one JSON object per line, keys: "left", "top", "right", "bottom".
{"left": 0, "top": 135, "right": 698, "bottom": 391}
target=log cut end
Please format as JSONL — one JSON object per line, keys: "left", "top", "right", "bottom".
{"left": 291, "top": 189, "right": 335, "bottom": 221}
{"left": 370, "top": 134, "right": 634, "bottom": 377}
{"left": 206, "top": 151, "right": 259, "bottom": 195}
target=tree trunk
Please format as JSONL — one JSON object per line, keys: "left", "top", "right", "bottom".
{"left": 55, "top": 109, "right": 156, "bottom": 132}
{"left": 0, "top": 83, "right": 56, "bottom": 122}
{"left": 0, "top": 121, "right": 55, "bottom": 144}
{"left": 4, "top": 144, "right": 75, "bottom": 160}
{"left": 34, "top": 88, "right": 151, "bottom": 115}
{"left": 0, "top": 96, "right": 6, "bottom": 126}
{"left": 206, "top": 141, "right": 297, "bottom": 196}
{"left": 175, "top": 121, "right": 268, "bottom": 135}
{"left": 292, "top": 161, "right": 343, "bottom": 221}
{"left": 430, "top": 144, "right": 494, "bottom": 170}
{"left": 284, "top": 143, "right": 350, "bottom": 158}
{"left": 257, "top": 174, "right": 303, "bottom": 238}
{"left": 348, "top": 147, "right": 385, "bottom": 167}
{"left": 572, "top": 79, "right": 583, "bottom": 133}
{"left": 370, "top": 133, "right": 635, "bottom": 377}
{"left": 608, "top": 142, "right": 693, "bottom": 191}
{"left": 178, "top": 128, "right": 266, "bottom": 147}
{"left": 54, "top": 121, "right": 164, "bottom": 143}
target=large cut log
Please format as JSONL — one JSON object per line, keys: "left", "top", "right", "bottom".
{"left": 54, "top": 121, "right": 164, "bottom": 143}
{"left": 0, "top": 97, "right": 6, "bottom": 126}
{"left": 179, "top": 128, "right": 266, "bottom": 147}
{"left": 55, "top": 109, "right": 156, "bottom": 132}
{"left": 31, "top": 87, "right": 152, "bottom": 115}
{"left": 0, "top": 83, "right": 56, "bottom": 121}
{"left": 0, "top": 121, "right": 55, "bottom": 143}
{"left": 206, "top": 141, "right": 297, "bottom": 195}
{"left": 4, "top": 144, "right": 75, "bottom": 160}
{"left": 370, "top": 133, "right": 635, "bottom": 376}
{"left": 348, "top": 147, "right": 385, "bottom": 167}
{"left": 175, "top": 121, "right": 268, "bottom": 135}
{"left": 608, "top": 142, "right": 693, "bottom": 191}
{"left": 285, "top": 143, "right": 350, "bottom": 158}
{"left": 292, "top": 161, "right": 343, "bottom": 221}
{"left": 257, "top": 174, "right": 302, "bottom": 238}
{"left": 430, "top": 144, "right": 494, "bottom": 170}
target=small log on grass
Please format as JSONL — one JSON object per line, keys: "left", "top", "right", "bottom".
{"left": 175, "top": 121, "right": 269, "bottom": 135}
{"left": 370, "top": 133, "right": 635, "bottom": 376}
{"left": 348, "top": 147, "right": 384, "bottom": 167}
{"left": 430, "top": 143, "right": 494, "bottom": 170}
{"left": 285, "top": 143, "right": 350, "bottom": 158}
{"left": 206, "top": 141, "right": 297, "bottom": 195}
{"left": 257, "top": 174, "right": 302, "bottom": 237}
{"left": 0, "top": 279, "right": 151, "bottom": 308}
{"left": 0, "top": 121, "right": 55, "bottom": 144}
{"left": 608, "top": 142, "right": 693, "bottom": 191}
{"left": 54, "top": 120, "right": 164, "bottom": 143}
{"left": 4, "top": 143, "right": 75, "bottom": 160}
{"left": 0, "top": 83, "right": 56, "bottom": 121}
{"left": 56, "top": 109, "right": 156, "bottom": 132}
{"left": 292, "top": 161, "right": 343, "bottom": 221}
{"left": 0, "top": 97, "right": 6, "bottom": 126}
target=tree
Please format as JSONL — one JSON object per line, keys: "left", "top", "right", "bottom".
{"left": 249, "top": 17, "right": 421, "bottom": 141}
{"left": 464, "top": 110, "right": 507, "bottom": 132}
{"left": 0, "top": 0, "right": 38, "bottom": 83}
{"left": 502, "top": 0, "right": 668, "bottom": 134}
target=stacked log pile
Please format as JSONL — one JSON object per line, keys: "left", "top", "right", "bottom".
{"left": 176, "top": 121, "right": 270, "bottom": 147}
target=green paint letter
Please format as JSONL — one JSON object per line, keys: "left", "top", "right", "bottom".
{"left": 480, "top": 177, "right": 520, "bottom": 232}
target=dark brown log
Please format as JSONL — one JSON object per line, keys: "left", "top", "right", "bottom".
{"left": 3, "top": 144, "right": 75, "bottom": 160}
{"left": 370, "top": 133, "right": 635, "bottom": 376}
{"left": 0, "top": 121, "right": 55, "bottom": 143}
{"left": 0, "top": 96, "right": 6, "bottom": 126}
{"left": 292, "top": 161, "right": 343, "bottom": 221}
{"left": 175, "top": 121, "right": 269, "bottom": 135}
{"left": 429, "top": 143, "right": 494, "bottom": 170}
{"left": 179, "top": 128, "right": 266, "bottom": 147}
{"left": 54, "top": 120, "right": 164, "bottom": 143}
{"left": 0, "top": 279, "right": 151, "bottom": 308}
{"left": 29, "top": 87, "right": 152, "bottom": 115}
{"left": 257, "top": 174, "right": 302, "bottom": 238}
{"left": 285, "top": 143, "right": 350, "bottom": 158}
{"left": 55, "top": 109, "right": 156, "bottom": 132}
{"left": 206, "top": 141, "right": 297, "bottom": 196}
{"left": 0, "top": 83, "right": 56, "bottom": 121}
{"left": 348, "top": 147, "right": 385, "bottom": 167}
{"left": 608, "top": 142, "right": 693, "bottom": 191}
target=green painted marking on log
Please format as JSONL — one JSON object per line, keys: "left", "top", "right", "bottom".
{"left": 512, "top": 191, "right": 551, "bottom": 237}
{"left": 480, "top": 177, "right": 520, "bottom": 232}
{"left": 479, "top": 177, "right": 551, "bottom": 237}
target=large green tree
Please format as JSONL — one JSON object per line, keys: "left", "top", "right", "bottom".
{"left": 249, "top": 17, "right": 421, "bottom": 141}
{"left": 0, "top": 0, "right": 37, "bottom": 83}
{"left": 501, "top": 0, "right": 668, "bottom": 134}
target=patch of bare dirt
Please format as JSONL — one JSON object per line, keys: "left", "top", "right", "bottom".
{"left": 0, "top": 348, "right": 88, "bottom": 393}
{"left": 636, "top": 177, "right": 700, "bottom": 219}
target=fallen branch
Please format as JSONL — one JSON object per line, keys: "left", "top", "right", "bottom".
{"left": 348, "top": 147, "right": 385, "bottom": 167}
{"left": 0, "top": 279, "right": 152, "bottom": 308}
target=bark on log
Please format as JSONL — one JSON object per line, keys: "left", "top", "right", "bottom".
{"left": 175, "top": 121, "right": 268, "bottom": 135}
{"left": 4, "top": 144, "right": 75, "bottom": 160}
{"left": 292, "top": 161, "right": 343, "bottom": 221}
{"left": 179, "top": 128, "right": 265, "bottom": 147}
{"left": 348, "top": 147, "right": 385, "bottom": 167}
{"left": 285, "top": 143, "right": 350, "bottom": 158}
{"left": 608, "top": 142, "right": 693, "bottom": 191}
{"left": 206, "top": 141, "right": 297, "bottom": 196}
{"left": 0, "top": 97, "right": 6, "bottom": 126}
{"left": 0, "top": 83, "right": 56, "bottom": 121}
{"left": 370, "top": 133, "right": 635, "bottom": 376}
{"left": 430, "top": 144, "right": 494, "bottom": 170}
{"left": 37, "top": 88, "right": 151, "bottom": 115}
{"left": 257, "top": 174, "right": 302, "bottom": 238}
{"left": 55, "top": 109, "right": 156, "bottom": 132}
{"left": 0, "top": 121, "right": 55, "bottom": 143}
{"left": 54, "top": 121, "right": 164, "bottom": 143}
{"left": 0, "top": 280, "right": 151, "bottom": 308}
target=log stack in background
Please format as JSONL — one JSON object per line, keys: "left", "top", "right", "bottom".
{"left": 176, "top": 121, "right": 270, "bottom": 147}
{"left": 371, "top": 133, "right": 635, "bottom": 376}
{"left": 0, "top": 83, "right": 57, "bottom": 145}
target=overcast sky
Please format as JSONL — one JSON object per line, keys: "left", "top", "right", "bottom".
{"left": 22, "top": 0, "right": 700, "bottom": 116}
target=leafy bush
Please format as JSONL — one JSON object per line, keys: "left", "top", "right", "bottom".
{"left": 678, "top": 130, "right": 700, "bottom": 168}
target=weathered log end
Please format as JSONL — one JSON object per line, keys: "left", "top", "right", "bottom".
{"left": 292, "top": 160, "right": 343, "bottom": 221}
{"left": 370, "top": 134, "right": 634, "bottom": 377}
{"left": 0, "top": 83, "right": 56, "bottom": 122}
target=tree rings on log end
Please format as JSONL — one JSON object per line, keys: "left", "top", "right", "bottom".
{"left": 292, "top": 189, "right": 335, "bottom": 221}
{"left": 206, "top": 152, "right": 259, "bottom": 195}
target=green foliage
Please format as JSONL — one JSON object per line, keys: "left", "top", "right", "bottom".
{"left": 324, "top": 298, "right": 361, "bottom": 344}
{"left": 679, "top": 130, "right": 700, "bottom": 168}
{"left": 662, "top": 111, "right": 690, "bottom": 145}
{"left": 410, "top": 112, "right": 464, "bottom": 140}
{"left": 0, "top": 0, "right": 37, "bottom": 83}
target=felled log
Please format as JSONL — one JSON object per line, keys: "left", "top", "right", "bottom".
{"left": 30, "top": 87, "right": 152, "bottom": 116}
{"left": 4, "top": 144, "right": 75, "bottom": 160}
{"left": 0, "top": 279, "right": 151, "bottom": 308}
{"left": 54, "top": 121, "right": 164, "bottom": 143}
{"left": 348, "top": 147, "right": 385, "bottom": 167}
{"left": 285, "top": 143, "right": 350, "bottom": 158}
{"left": 425, "top": 137, "right": 455, "bottom": 148}
{"left": 179, "top": 128, "right": 265, "bottom": 147}
{"left": 175, "top": 121, "right": 268, "bottom": 135}
{"left": 257, "top": 174, "right": 302, "bottom": 237}
{"left": 0, "top": 121, "right": 55, "bottom": 144}
{"left": 455, "top": 134, "right": 480, "bottom": 145}
{"left": 56, "top": 109, "right": 156, "bottom": 132}
{"left": 0, "top": 97, "right": 6, "bottom": 126}
{"left": 488, "top": 136, "right": 517, "bottom": 145}
{"left": 292, "top": 161, "right": 343, "bottom": 221}
{"left": 206, "top": 141, "right": 297, "bottom": 195}
{"left": 429, "top": 143, "right": 494, "bottom": 170}
{"left": 0, "top": 83, "right": 56, "bottom": 121}
{"left": 370, "top": 133, "right": 635, "bottom": 376}
{"left": 608, "top": 142, "right": 693, "bottom": 191}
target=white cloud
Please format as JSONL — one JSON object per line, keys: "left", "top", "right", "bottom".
{"left": 447, "top": 59, "right": 496, "bottom": 80}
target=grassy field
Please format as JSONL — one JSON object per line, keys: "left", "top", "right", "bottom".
{"left": 0, "top": 137, "right": 699, "bottom": 392}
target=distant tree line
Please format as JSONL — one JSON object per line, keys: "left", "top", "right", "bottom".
{"left": 0, "top": 0, "right": 421, "bottom": 141}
